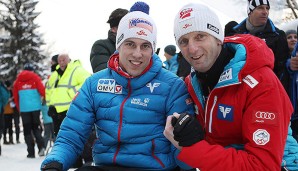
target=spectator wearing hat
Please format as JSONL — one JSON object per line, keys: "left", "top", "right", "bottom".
{"left": 163, "top": 45, "right": 191, "bottom": 80}
{"left": 41, "top": 2, "right": 194, "bottom": 171}
{"left": 163, "top": 2, "right": 294, "bottom": 171}
{"left": 233, "top": 0, "right": 290, "bottom": 94}
{"left": 163, "top": 45, "right": 179, "bottom": 74}
{"left": 13, "top": 63, "right": 46, "bottom": 158}
{"left": 286, "top": 30, "right": 297, "bottom": 54}
{"left": 90, "top": 8, "right": 129, "bottom": 73}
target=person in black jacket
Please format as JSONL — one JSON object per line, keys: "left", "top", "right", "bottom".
{"left": 233, "top": 0, "right": 290, "bottom": 94}
{"left": 90, "top": 8, "right": 128, "bottom": 73}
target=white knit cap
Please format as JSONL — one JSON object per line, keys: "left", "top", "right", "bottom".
{"left": 116, "top": 11, "right": 157, "bottom": 54}
{"left": 174, "top": 3, "right": 224, "bottom": 45}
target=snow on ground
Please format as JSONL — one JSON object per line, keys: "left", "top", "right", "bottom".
{"left": 0, "top": 137, "right": 45, "bottom": 171}
{"left": 0, "top": 134, "right": 76, "bottom": 171}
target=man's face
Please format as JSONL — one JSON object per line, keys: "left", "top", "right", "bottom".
{"left": 58, "top": 55, "right": 70, "bottom": 71}
{"left": 118, "top": 38, "right": 153, "bottom": 77}
{"left": 249, "top": 5, "right": 269, "bottom": 27}
{"left": 178, "top": 31, "right": 222, "bottom": 73}
{"left": 287, "top": 33, "right": 297, "bottom": 52}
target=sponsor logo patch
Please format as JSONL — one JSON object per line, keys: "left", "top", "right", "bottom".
{"left": 217, "top": 104, "right": 233, "bottom": 122}
{"left": 218, "top": 68, "right": 232, "bottom": 83}
{"left": 22, "top": 84, "right": 32, "bottom": 89}
{"left": 97, "top": 79, "right": 122, "bottom": 94}
{"left": 131, "top": 98, "right": 150, "bottom": 107}
{"left": 253, "top": 129, "right": 270, "bottom": 145}
{"left": 180, "top": 8, "right": 193, "bottom": 19}
{"left": 117, "top": 33, "right": 124, "bottom": 44}
{"left": 207, "top": 23, "right": 219, "bottom": 34}
{"left": 243, "top": 75, "right": 258, "bottom": 88}
{"left": 253, "top": 111, "right": 277, "bottom": 125}
{"left": 129, "top": 18, "right": 153, "bottom": 33}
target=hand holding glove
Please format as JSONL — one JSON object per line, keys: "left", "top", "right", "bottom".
{"left": 171, "top": 113, "right": 204, "bottom": 147}
{"left": 41, "top": 161, "right": 63, "bottom": 171}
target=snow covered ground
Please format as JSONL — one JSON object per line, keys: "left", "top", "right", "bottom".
{"left": 0, "top": 137, "right": 45, "bottom": 171}
{"left": 0, "top": 134, "right": 75, "bottom": 171}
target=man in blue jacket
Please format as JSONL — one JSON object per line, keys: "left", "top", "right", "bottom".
{"left": 41, "top": 3, "right": 194, "bottom": 171}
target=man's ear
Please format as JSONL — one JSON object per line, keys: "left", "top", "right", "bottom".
{"left": 111, "top": 26, "right": 118, "bottom": 33}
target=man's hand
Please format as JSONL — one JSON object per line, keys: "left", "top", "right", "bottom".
{"left": 164, "top": 113, "right": 182, "bottom": 150}
{"left": 290, "top": 54, "right": 298, "bottom": 71}
{"left": 41, "top": 161, "right": 63, "bottom": 171}
{"left": 172, "top": 113, "right": 204, "bottom": 147}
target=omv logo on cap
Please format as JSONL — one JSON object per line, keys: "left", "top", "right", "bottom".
{"left": 217, "top": 104, "right": 234, "bottom": 122}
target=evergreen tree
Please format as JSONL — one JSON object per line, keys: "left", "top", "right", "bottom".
{"left": 0, "top": 0, "right": 49, "bottom": 81}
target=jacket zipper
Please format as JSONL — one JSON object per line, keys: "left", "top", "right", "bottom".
{"left": 208, "top": 96, "right": 217, "bottom": 133}
{"left": 113, "top": 80, "right": 131, "bottom": 164}
{"left": 151, "top": 139, "right": 165, "bottom": 168}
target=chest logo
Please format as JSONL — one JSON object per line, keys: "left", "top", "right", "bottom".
{"left": 146, "top": 82, "right": 160, "bottom": 93}
{"left": 97, "top": 79, "right": 122, "bottom": 94}
{"left": 217, "top": 104, "right": 234, "bottom": 122}
{"left": 218, "top": 68, "right": 232, "bottom": 83}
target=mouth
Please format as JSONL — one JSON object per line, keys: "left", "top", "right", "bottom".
{"left": 130, "top": 60, "right": 142, "bottom": 66}
{"left": 191, "top": 54, "right": 204, "bottom": 60}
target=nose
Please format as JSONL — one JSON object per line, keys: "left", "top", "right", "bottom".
{"left": 132, "top": 47, "right": 142, "bottom": 58}
{"left": 188, "top": 40, "right": 199, "bottom": 55}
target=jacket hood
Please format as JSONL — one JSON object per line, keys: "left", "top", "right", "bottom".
{"left": 17, "top": 70, "right": 38, "bottom": 82}
{"left": 225, "top": 34, "right": 274, "bottom": 79}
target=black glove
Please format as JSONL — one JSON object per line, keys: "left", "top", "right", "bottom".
{"left": 48, "top": 105, "right": 56, "bottom": 117}
{"left": 171, "top": 113, "right": 204, "bottom": 147}
{"left": 41, "top": 161, "right": 63, "bottom": 171}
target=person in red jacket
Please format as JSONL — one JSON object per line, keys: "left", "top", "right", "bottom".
{"left": 13, "top": 63, "right": 46, "bottom": 158}
{"left": 163, "top": 3, "right": 292, "bottom": 171}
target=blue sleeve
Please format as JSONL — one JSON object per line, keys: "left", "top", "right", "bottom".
{"left": 166, "top": 78, "right": 195, "bottom": 169}
{"left": 41, "top": 78, "right": 95, "bottom": 171}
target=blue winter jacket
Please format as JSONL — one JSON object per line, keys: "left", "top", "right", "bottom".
{"left": 163, "top": 54, "right": 179, "bottom": 75}
{"left": 41, "top": 54, "right": 194, "bottom": 171}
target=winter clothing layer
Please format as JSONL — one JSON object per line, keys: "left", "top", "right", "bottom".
{"left": 234, "top": 18, "right": 290, "bottom": 94}
{"left": 13, "top": 70, "right": 45, "bottom": 112}
{"left": 46, "top": 60, "right": 90, "bottom": 113}
{"left": 163, "top": 53, "right": 179, "bottom": 75}
{"left": 41, "top": 54, "right": 194, "bottom": 171}
{"left": 0, "top": 83, "right": 9, "bottom": 113}
{"left": 90, "top": 30, "right": 116, "bottom": 73}
{"left": 282, "top": 125, "right": 298, "bottom": 170}
{"left": 179, "top": 35, "right": 292, "bottom": 171}
{"left": 41, "top": 104, "right": 52, "bottom": 124}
